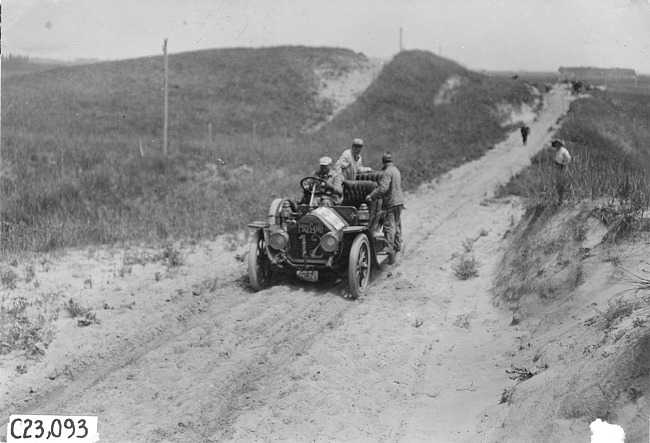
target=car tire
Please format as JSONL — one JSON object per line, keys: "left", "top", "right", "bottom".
{"left": 348, "top": 234, "right": 371, "bottom": 299}
{"left": 248, "top": 229, "right": 274, "bottom": 291}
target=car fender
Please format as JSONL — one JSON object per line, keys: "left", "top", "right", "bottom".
{"left": 248, "top": 221, "right": 268, "bottom": 230}
{"left": 268, "top": 197, "right": 296, "bottom": 225}
{"left": 343, "top": 226, "right": 379, "bottom": 265}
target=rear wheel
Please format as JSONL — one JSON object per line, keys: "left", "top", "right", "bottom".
{"left": 348, "top": 234, "right": 371, "bottom": 299}
{"left": 248, "top": 230, "right": 274, "bottom": 291}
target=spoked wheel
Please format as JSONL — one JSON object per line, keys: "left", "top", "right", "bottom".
{"left": 248, "top": 229, "right": 274, "bottom": 291}
{"left": 348, "top": 234, "right": 371, "bottom": 299}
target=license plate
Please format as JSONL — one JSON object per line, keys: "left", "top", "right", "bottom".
{"left": 297, "top": 270, "right": 319, "bottom": 282}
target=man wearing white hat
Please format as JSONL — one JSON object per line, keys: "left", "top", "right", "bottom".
{"left": 300, "top": 156, "right": 344, "bottom": 207}
{"left": 334, "top": 138, "right": 373, "bottom": 181}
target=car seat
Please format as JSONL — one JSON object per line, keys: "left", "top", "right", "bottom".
{"left": 342, "top": 180, "right": 378, "bottom": 208}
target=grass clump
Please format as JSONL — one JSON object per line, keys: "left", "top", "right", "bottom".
{"left": 0, "top": 292, "right": 62, "bottom": 356}
{"left": 161, "top": 244, "right": 185, "bottom": 267}
{"left": 61, "top": 298, "right": 99, "bottom": 327}
{"left": 23, "top": 264, "right": 36, "bottom": 283}
{"left": 62, "top": 298, "right": 90, "bottom": 318}
{"left": 1, "top": 267, "right": 20, "bottom": 290}
{"left": 453, "top": 255, "right": 480, "bottom": 280}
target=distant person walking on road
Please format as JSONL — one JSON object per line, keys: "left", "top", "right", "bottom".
{"left": 552, "top": 139, "right": 571, "bottom": 170}
{"left": 520, "top": 125, "right": 531, "bottom": 146}
{"left": 366, "top": 152, "right": 404, "bottom": 256}
{"left": 334, "top": 138, "right": 372, "bottom": 181}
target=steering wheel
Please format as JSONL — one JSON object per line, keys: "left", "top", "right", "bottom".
{"left": 300, "top": 176, "right": 328, "bottom": 192}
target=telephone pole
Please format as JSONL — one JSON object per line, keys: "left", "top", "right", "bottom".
{"left": 162, "top": 38, "right": 169, "bottom": 157}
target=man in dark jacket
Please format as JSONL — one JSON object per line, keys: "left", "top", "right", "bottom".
{"left": 520, "top": 125, "right": 531, "bottom": 145}
{"left": 365, "top": 152, "right": 404, "bottom": 255}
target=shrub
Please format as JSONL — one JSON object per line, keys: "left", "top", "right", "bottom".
{"left": 1, "top": 267, "right": 20, "bottom": 290}
{"left": 0, "top": 293, "right": 61, "bottom": 356}
{"left": 453, "top": 255, "right": 480, "bottom": 280}
{"left": 62, "top": 298, "right": 90, "bottom": 318}
{"left": 23, "top": 264, "right": 36, "bottom": 283}
{"left": 162, "top": 244, "right": 184, "bottom": 267}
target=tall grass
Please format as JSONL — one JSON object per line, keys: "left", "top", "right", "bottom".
{"left": 1, "top": 131, "right": 304, "bottom": 254}
{"left": 498, "top": 88, "right": 650, "bottom": 239}
{"left": 2, "top": 48, "right": 537, "bottom": 256}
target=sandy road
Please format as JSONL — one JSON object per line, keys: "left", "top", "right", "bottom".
{"left": 1, "top": 85, "right": 573, "bottom": 443}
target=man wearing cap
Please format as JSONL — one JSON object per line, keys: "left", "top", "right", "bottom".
{"left": 365, "top": 152, "right": 404, "bottom": 256}
{"left": 300, "top": 156, "right": 344, "bottom": 207}
{"left": 334, "top": 138, "right": 373, "bottom": 181}
{"left": 552, "top": 139, "right": 571, "bottom": 170}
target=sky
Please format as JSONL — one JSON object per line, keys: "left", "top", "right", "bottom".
{"left": 3, "top": 0, "right": 650, "bottom": 74}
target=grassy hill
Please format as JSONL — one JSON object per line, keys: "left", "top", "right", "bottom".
{"left": 1, "top": 58, "right": 64, "bottom": 78}
{"left": 317, "top": 50, "right": 536, "bottom": 183}
{"left": 1, "top": 47, "right": 537, "bottom": 255}
{"left": 1, "top": 46, "right": 368, "bottom": 141}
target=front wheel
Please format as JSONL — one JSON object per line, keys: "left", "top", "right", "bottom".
{"left": 348, "top": 234, "right": 371, "bottom": 299}
{"left": 248, "top": 230, "right": 274, "bottom": 291}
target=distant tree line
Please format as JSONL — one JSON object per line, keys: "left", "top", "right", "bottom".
{"left": 2, "top": 54, "right": 31, "bottom": 64}
{"left": 559, "top": 66, "right": 636, "bottom": 78}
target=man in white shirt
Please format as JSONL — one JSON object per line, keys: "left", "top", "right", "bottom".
{"left": 552, "top": 139, "right": 571, "bottom": 170}
{"left": 334, "top": 138, "right": 372, "bottom": 181}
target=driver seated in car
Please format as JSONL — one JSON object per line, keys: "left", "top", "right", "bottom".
{"left": 300, "top": 156, "right": 343, "bottom": 207}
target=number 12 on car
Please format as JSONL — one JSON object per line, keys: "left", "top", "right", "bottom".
{"left": 7, "top": 415, "right": 99, "bottom": 442}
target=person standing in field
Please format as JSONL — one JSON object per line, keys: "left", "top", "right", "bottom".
{"left": 334, "top": 138, "right": 372, "bottom": 181}
{"left": 520, "top": 125, "right": 531, "bottom": 146}
{"left": 552, "top": 139, "right": 571, "bottom": 170}
{"left": 366, "top": 152, "right": 404, "bottom": 256}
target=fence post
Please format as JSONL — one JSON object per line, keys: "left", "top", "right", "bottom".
{"left": 163, "top": 38, "right": 169, "bottom": 157}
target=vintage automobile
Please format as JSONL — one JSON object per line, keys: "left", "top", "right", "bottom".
{"left": 247, "top": 172, "right": 397, "bottom": 298}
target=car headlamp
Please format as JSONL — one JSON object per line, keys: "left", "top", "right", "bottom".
{"left": 269, "top": 231, "right": 289, "bottom": 250}
{"left": 320, "top": 232, "right": 339, "bottom": 253}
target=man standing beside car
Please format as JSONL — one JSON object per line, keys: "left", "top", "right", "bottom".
{"left": 334, "top": 138, "right": 373, "bottom": 180}
{"left": 365, "top": 152, "right": 404, "bottom": 256}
